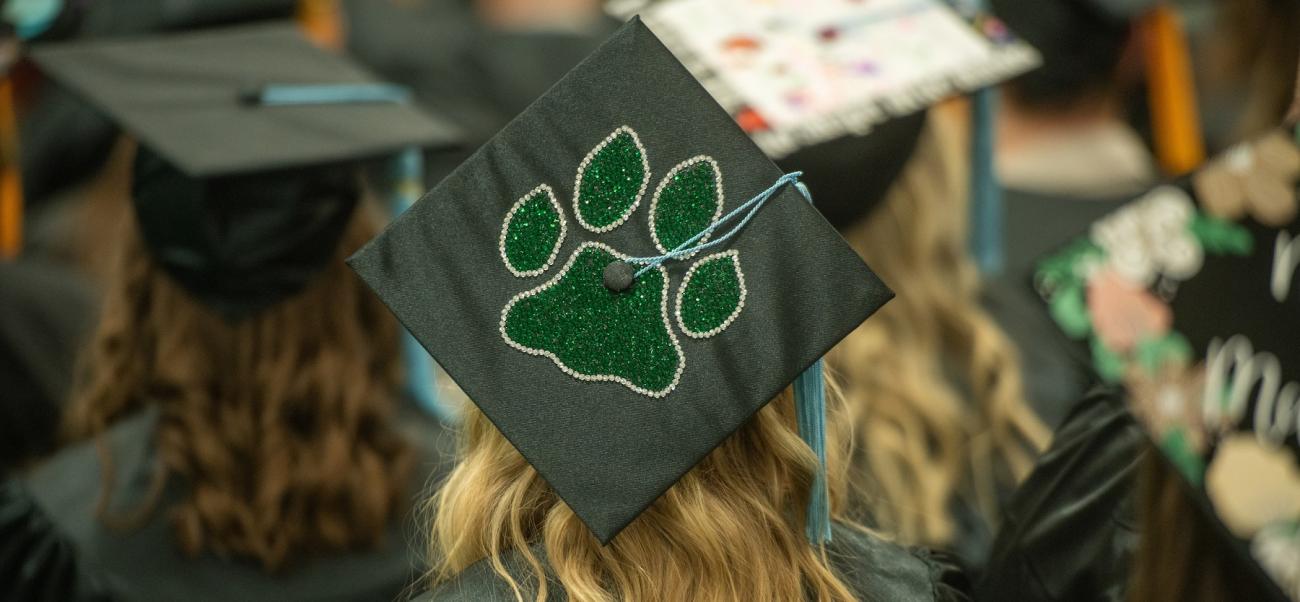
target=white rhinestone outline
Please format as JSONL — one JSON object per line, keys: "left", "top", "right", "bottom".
{"left": 500, "top": 184, "right": 568, "bottom": 278}
{"left": 648, "top": 155, "right": 725, "bottom": 257}
{"left": 500, "top": 241, "right": 685, "bottom": 398}
{"left": 675, "top": 249, "right": 747, "bottom": 339}
{"left": 572, "top": 126, "right": 651, "bottom": 234}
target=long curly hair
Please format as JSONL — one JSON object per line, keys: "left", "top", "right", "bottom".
{"left": 426, "top": 381, "right": 863, "bottom": 602}
{"left": 63, "top": 201, "right": 413, "bottom": 572}
{"left": 830, "top": 110, "right": 1049, "bottom": 547}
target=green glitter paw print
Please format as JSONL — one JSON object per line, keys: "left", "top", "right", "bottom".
{"left": 498, "top": 126, "right": 747, "bottom": 398}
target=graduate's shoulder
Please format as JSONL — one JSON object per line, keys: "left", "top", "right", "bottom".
{"left": 827, "top": 523, "right": 972, "bottom": 602}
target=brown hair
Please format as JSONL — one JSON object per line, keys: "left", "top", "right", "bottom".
{"left": 427, "top": 381, "right": 863, "bottom": 602}
{"left": 831, "top": 110, "right": 1049, "bottom": 547}
{"left": 63, "top": 201, "right": 413, "bottom": 572}
{"left": 1129, "top": 447, "right": 1277, "bottom": 601}
{"left": 1206, "top": 0, "right": 1300, "bottom": 139}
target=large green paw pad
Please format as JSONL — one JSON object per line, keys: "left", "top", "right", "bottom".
{"left": 573, "top": 126, "right": 650, "bottom": 233}
{"left": 500, "top": 242, "right": 684, "bottom": 397}
{"left": 676, "top": 250, "right": 746, "bottom": 338}
{"left": 500, "top": 184, "right": 566, "bottom": 277}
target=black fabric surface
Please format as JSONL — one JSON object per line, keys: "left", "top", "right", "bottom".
{"left": 983, "top": 188, "right": 1126, "bottom": 428}
{"left": 74, "top": 0, "right": 295, "bottom": 38}
{"left": 18, "top": 84, "right": 120, "bottom": 207}
{"left": 776, "top": 112, "right": 927, "bottom": 230}
{"left": 1170, "top": 213, "right": 1300, "bottom": 377}
{"left": 0, "top": 260, "right": 97, "bottom": 471}
{"left": 130, "top": 148, "right": 359, "bottom": 320}
{"left": 0, "top": 479, "right": 113, "bottom": 602}
{"left": 978, "top": 387, "right": 1144, "bottom": 602}
{"left": 349, "top": 19, "right": 893, "bottom": 544}
{"left": 416, "top": 523, "right": 970, "bottom": 602}
{"left": 15, "top": 406, "right": 452, "bottom": 602}
{"left": 343, "top": 0, "right": 615, "bottom": 185}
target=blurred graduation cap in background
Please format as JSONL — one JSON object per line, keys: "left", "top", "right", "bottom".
{"left": 1034, "top": 124, "right": 1300, "bottom": 600}
{"left": 30, "top": 22, "right": 460, "bottom": 317}
{"left": 350, "top": 18, "right": 893, "bottom": 544}
{"left": 629, "top": 0, "right": 1042, "bottom": 273}
{"left": 3, "top": 0, "right": 299, "bottom": 233}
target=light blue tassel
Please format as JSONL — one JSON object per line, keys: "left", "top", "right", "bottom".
{"left": 255, "top": 83, "right": 411, "bottom": 106}
{"left": 4, "top": 0, "right": 62, "bottom": 40}
{"left": 391, "top": 148, "right": 456, "bottom": 424}
{"left": 794, "top": 178, "right": 831, "bottom": 545}
{"left": 970, "top": 87, "right": 1004, "bottom": 276}
{"left": 795, "top": 358, "right": 831, "bottom": 545}
{"left": 626, "top": 171, "right": 830, "bottom": 543}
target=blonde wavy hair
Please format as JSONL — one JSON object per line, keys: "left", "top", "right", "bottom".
{"left": 64, "top": 201, "right": 413, "bottom": 572}
{"left": 427, "top": 382, "right": 864, "bottom": 602}
{"left": 831, "top": 110, "right": 1050, "bottom": 547}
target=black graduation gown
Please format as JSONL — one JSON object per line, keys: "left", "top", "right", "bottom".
{"left": 0, "top": 260, "right": 97, "bottom": 471}
{"left": 415, "top": 524, "right": 971, "bottom": 601}
{"left": 0, "top": 406, "right": 455, "bottom": 602}
{"left": 977, "top": 387, "right": 1144, "bottom": 601}
{"left": 982, "top": 188, "right": 1128, "bottom": 428}
{"left": 0, "top": 479, "right": 113, "bottom": 601}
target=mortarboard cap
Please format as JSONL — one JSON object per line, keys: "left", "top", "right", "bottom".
{"left": 30, "top": 22, "right": 459, "bottom": 178}
{"left": 29, "top": 23, "right": 462, "bottom": 318}
{"left": 1035, "top": 126, "right": 1300, "bottom": 600}
{"left": 348, "top": 18, "right": 892, "bottom": 544}
{"left": 635, "top": 0, "right": 1039, "bottom": 257}
{"left": 637, "top": 0, "right": 1038, "bottom": 158}
{"left": 11, "top": 0, "right": 298, "bottom": 207}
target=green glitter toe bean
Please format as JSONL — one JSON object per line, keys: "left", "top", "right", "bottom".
{"left": 676, "top": 250, "right": 746, "bottom": 339}
{"left": 574, "top": 126, "right": 650, "bottom": 232}
{"left": 501, "top": 242, "right": 683, "bottom": 397}
{"left": 651, "top": 156, "right": 723, "bottom": 254}
{"left": 501, "top": 184, "right": 566, "bottom": 277}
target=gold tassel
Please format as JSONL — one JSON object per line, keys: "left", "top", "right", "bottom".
{"left": 1142, "top": 4, "right": 1205, "bottom": 176}
{"left": 0, "top": 77, "right": 21, "bottom": 260}
{"left": 297, "top": 0, "right": 346, "bottom": 50}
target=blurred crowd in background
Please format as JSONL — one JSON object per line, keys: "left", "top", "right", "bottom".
{"left": 0, "top": 0, "right": 1298, "bottom": 600}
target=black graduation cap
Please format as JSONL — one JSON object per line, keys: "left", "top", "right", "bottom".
{"left": 348, "top": 18, "right": 892, "bottom": 544}
{"left": 29, "top": 23, "right": 462, "bottom": 318}
{"left": 1035, "top": 127, "right": 1300, "bottom": 600}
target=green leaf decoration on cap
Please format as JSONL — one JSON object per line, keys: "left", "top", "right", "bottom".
{"left": 1189, "top": 213, "right": 1254, "bottom": 256}
{"left": 501, "top": 184, "right": 567, "bottom": 277}
{"left": 650, "top": 156, "right": 724, "bottom": 254}
{"left": 677, "top": 251, "right": 746, "bottom": 338}
{"left": 573, "top": 126, "right": 651, "bottom": 232}
{"left": 499, "top": 127, "right": 747, "bottom": 397}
